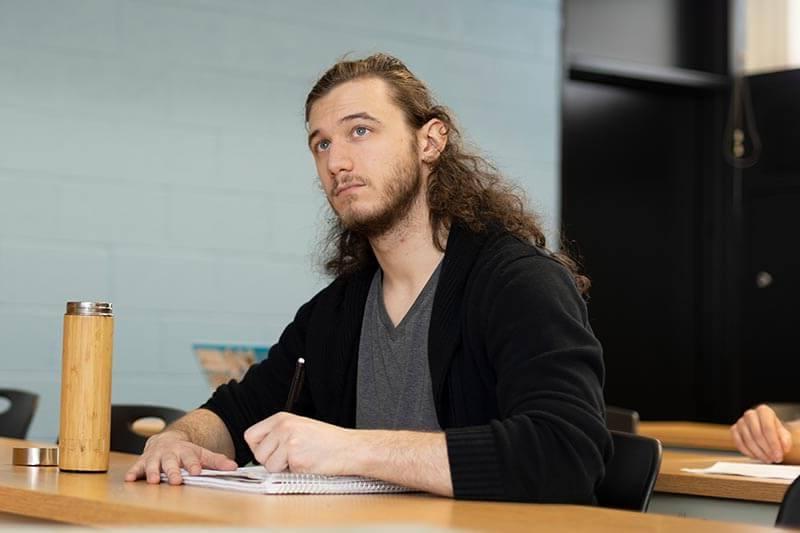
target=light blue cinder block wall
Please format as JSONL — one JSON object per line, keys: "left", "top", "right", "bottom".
{"left": 0, "top": 0, "right": 562, "bottom": 441}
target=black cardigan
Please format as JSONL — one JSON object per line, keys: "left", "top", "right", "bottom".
{"left": 202, "top": 222, "right": 612, "bottom": 503}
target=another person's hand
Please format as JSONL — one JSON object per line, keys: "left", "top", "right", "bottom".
{"left": 730, "top": 404, "right": 792, "bottom": 463}
{"left": 244, "top": 413, "right": 354, "bottom": 475}
{"left": 124, "top": 429, "right": 238, "bottom": 485}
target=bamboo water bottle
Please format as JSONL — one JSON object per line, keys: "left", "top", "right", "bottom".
{"left": 58, "top": 302, "right": 114, "bottom": 472}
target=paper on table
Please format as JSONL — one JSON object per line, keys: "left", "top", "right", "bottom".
{"left": 682, "top": 461, "right": 800, "bottom": 481}
{"left": 161, "top": 465, "right": 414, "bottom": 495}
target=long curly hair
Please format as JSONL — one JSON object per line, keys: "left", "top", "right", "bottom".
{"left": 305, "top": 53, "right": 590, "bottom": 295}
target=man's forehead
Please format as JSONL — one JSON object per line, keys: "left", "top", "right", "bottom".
{"left": 307, "top": 78, "right": 395, "bottom": 128}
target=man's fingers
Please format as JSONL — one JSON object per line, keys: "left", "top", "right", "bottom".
{"left": 125, "top": 459, "right": 146, "bottom": 482}
{"left": 756, "top": 406, "right": 784, "bottom": 461}
{"left": 251, "top": 434, "right": 281, "bottom": 467}
{"left": 732, "top": 419, "right": 760, "bottom": 461}
{"left": 180, "top": 448, "right": 204, "bottom": 475}
{"left": 161, "top": 453, "right": 183, "bottom": 485}
{"left": 732, "top": 423, "right": 755, "bottom": 460}
{"left": 244, "top": 414, "right": 281, "bottom": 449}
{"left": 743, "top": 410, "right": 774, "bottom": 462}
{"left": 144, "top": 455, "right": 164, "bottom": 484}
{"left": 199, "top": 447, "right": 237, "bottom": 471}
{"left": 123, "top": 429, "right": 233, "bottom": 484}
{"left": 731, "top": 426, "right": 748, "bottom": 457}
{"left": 735, "top": 424, "right": 764, "bottom": 461}
{"left": 738, "top": 419, "right": 771, "bottom": 463}
{"left": 264, "top": 444, "right": 289, "bottom": 473}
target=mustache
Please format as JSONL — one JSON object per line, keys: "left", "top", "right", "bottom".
{"left": 332, "top": 175, "right": 367, "bottom": 196}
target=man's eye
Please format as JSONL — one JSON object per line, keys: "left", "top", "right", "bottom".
{"left": 317, "top": 140, "right": 331, "bottom": 152}
{"left": 354, "top": 126, "right": 369, "bottom": 137}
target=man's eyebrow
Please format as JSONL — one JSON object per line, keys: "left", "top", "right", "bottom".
{"left": 307, "top": 112, "right": 382, "bottom": 149}
{"left": 339, "top": 112, "right": 381, "bottom": 125}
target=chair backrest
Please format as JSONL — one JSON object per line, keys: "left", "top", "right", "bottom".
{"left": 110, "top": 404, "right": 186, "bottom": 454}
{"left": 776, "top": 475, "right": 800, "bottom": 527}
{"left": 605, "top": 405, "right": 640, "bottom": 433}
{"left": 596, "top": 430, "right": 662, "bottom": 512}
{"left": 0, "top": 388, "right": 39, "bottom": 439}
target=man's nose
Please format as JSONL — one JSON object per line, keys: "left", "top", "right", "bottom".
{"left": 326, "top": 143, "right": 354, "bottom": 177}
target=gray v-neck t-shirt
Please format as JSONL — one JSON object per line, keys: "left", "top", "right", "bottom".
{"left": 355, "top": 263, "right": 442, "bottom": 430}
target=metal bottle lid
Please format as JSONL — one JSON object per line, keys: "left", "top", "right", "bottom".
{"left": 12, "top": 447, "right": 59, "bottom": 466}
{"left": 65, "top": 302, "right": 113, "bottom": 317}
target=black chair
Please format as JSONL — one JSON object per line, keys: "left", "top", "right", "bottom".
{"left": 605, "top": 406, "right": 640, "bottom": 434}
{"left": 110, "top": 404, "right": 186, "bottom": 454}
{"left": 596, "top": 430, "right": 663, "bottom": 512}
{"left": 776, "top": 475, "right": 800, "bottom": 528}
{"left": 0, "top": 388, "right": 39, "bottom": 438}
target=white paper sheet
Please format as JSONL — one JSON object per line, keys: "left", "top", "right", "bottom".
{"left": 682, "top": 461, "right": 800, "bottom": 481}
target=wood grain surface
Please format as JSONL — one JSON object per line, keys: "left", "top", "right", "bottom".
{"left": 639, "top": 421, "right": 737, "bottom": 451}
{"left": 656, "top": 450, "right": 790, "bottom": 503}
{"left": 59, "top": 314, "right": 114, "bottom": 472}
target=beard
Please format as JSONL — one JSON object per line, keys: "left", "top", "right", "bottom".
{"left": 330, "top": 148, "right": 423, "bottom": 239}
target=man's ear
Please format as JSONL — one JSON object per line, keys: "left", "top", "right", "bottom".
{"left": 418, "top": 118, "right": 448, "bottom": 164}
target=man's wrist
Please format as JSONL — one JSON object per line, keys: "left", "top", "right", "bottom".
{"left": 343, "top": 430, "right": 453, "bottom": 496}
{"left": 347, "top": 429, "right": 379, "bottom": 477}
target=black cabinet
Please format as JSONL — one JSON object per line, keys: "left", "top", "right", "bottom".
{"left": 563, "top": 2, "right": 800, "bottom": 423}
{"left": 562, "top": 0, "right": 730, "bottom": 421}
{"left": 562, "top": 80, "right": 705, "bottom": 419}
{"left": 738, "top": 70, "right": 800, "bottom": 413}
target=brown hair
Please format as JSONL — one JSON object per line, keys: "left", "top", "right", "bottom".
{"left": 305, "top": 53, "right": 590, "bottom": 295}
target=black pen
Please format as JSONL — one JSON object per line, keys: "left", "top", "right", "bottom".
{"left": 284, "top": 357, "right": 305, "bottom": 412}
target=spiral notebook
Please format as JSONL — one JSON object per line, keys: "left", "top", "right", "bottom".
{"left": 164, "top": 466, "right": 413, "bottom": 495}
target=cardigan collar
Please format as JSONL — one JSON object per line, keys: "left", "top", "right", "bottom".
{"left": 428, "top": 222, "right": 491, "bottom": 418}
{"left": 327, "top": 221, "right": 492, "bottom": 426}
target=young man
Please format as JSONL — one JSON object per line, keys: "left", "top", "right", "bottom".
{"left": 126, "top": 54, "right": 611, "bottom": 503}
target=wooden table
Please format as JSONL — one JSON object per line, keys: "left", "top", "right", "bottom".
{"left": 649, "top": 449, "right": 790, "bottom": 526}
{"left": 656, "top": 450, "right": 788, "bottom": 503}
{"left": 637, "top": 421, "right": 793, "bottom": 525}
{"left": 640, "top": 421, "right": 737, "bottom": 451}
{"left": 0, "top": 438, "right": 772, "bottom": 532}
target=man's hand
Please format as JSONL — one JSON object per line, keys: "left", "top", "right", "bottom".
{"left": 244, "top": 413, "right": 453, "bottom": 496}
{"left": 244, "top": 413, "right": 354, "bottom": 474}
{"left": 731, "top": 404, "right": 793, "bottom": 463}
{"left": 125, "top": 429, "right": 238, "bottom": 485}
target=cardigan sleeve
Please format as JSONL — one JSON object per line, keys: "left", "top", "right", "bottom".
{"left": 200, "top": 294, "right": 319, "bottom": 466}
{"left": 446, "top": 255, "right": 612, "bottom": 503}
